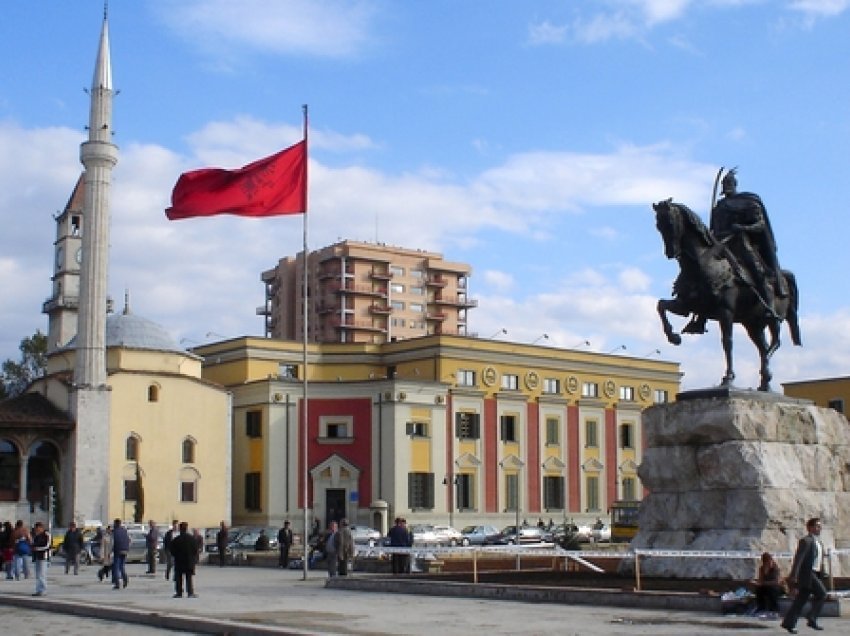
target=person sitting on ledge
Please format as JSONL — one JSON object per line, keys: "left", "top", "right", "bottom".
{"left": 752, "top": 551, "right": 784, "bottom": 617}
{"left": 254, "top": 530, "right": 270, "bottom": 552}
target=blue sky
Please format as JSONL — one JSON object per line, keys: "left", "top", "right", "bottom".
{"left": 2, "top": 0, "right": 849, "bottom": 391}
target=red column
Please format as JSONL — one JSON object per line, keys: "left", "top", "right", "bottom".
{"left": 526, "top": 402, "right": 540, "bottom": 513}
{"left": 567, "top": 405, "right": 580, "bottom": 512}
{"left": 605, "top": 408, "right": 618, "bottom": 505}
{"left": 484, "top": 398, "right": 498, "bottom": 512}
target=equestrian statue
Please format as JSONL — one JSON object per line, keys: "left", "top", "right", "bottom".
{"left": 653, "top": 168, "right": 801, "bottom": 391}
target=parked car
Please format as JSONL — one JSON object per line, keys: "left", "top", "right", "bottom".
{"left": 432, "top": 525, "right": 462, "bottom": 546}
{"left": 126, "top": 530, "right": 149, "bottom": 563}
{"left": 411, "top": 524, "right": 440, "bottom": 546}
{"left": 228, "top": 527, "right": 279, "bottom": 553}
{"left": 349, "top": 525, "right": 381, "bottom": 547}
{"left": 206, "top": 526, "right": 244, "bottom": 554}
{"left": 459, "top": 525, "right": 506, "bottom": 546}
{"left": 501, "top": 525, "right": 554, "bottom": 545}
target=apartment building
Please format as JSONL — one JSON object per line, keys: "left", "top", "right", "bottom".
{"left": 258, "top": 240, "right": 476, "bottom": 343}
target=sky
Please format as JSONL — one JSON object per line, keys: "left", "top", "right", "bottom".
{"left": 2, "top": 0, "right": 849, "bottom": 392}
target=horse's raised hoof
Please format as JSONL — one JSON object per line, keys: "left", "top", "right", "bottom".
{"left": 668, "top": 333, "right": 682, "bottom": 346}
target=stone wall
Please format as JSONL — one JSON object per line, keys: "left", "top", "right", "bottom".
{"left": 630, "top": 389, "right": 850, "bottom": 578}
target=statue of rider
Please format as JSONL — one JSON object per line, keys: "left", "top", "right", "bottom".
{"left": 683, "top": 168, "right": 787, "bottom": 333}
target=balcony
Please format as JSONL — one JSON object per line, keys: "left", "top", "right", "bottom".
{"left": 432, "top": 295, "right": 479, "bottom": 308}
{"left": 425, "top": 312, "right": 447, "bottom": 322}
{"left": 370, "top": 304, "right": 392, "bottom": 315}
{"left": 370, "top": 268, "right": 393, "bottom": 281}
{"left": 329, "top": 282, "right": 387, "bottom": 298}
{"left": 42, "top": 295, "right": 79, "bottom": 313}
{"left": 425, "top": 275, "right": 448, "bottom": 288}
{"left": 329, "top": 317, "right": 386, "bottom": 333}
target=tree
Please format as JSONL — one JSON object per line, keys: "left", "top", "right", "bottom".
{"left": 134, "top": 462, "right": 145, "bottom": 524}
{"left": 1, "top": 330, "right": 48, "bottom": 398}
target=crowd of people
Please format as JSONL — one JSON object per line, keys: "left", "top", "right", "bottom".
{"left": 0, "top": 517, "right": 206, "bottom": 598}
{"left": 0, "top": 513, "right": 834, "bottom": 632}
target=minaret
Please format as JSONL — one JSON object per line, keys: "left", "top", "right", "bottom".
{"left": 71, "top": 8, "right": 117, "bottom": 523}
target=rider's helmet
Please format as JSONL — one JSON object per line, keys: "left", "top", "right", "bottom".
{"left": 721, "top": 168, "right": 738, "bottom": 195}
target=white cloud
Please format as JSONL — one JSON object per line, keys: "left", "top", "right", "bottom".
{"left": 789, "top": 0, "right": 850, "bottom": 18}
{"left": 482, "top": 270, "right": 515, "bottom": 292}
{"left": 153, "top": 0, "right": 379, "bottom": 60}
{"left": 527, "top": 20, "right": 569, "bottom": 45}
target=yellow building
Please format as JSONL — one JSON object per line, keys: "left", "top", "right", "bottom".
{"left": 194, "top": 335, "right": 679, "bottom": 533}
{"left": 783, "top": 376, "right": 849, "bottom": 415}
{"left": 29, "top": 306, "right": 231, "bottom": 527}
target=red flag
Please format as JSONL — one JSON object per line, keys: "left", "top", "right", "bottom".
{"left": 166, "top": 140, "right": 307, "bottom": 220}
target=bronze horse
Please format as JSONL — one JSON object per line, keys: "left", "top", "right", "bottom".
{"left": 653, "top": 199, "right": 801, "bottom": 391}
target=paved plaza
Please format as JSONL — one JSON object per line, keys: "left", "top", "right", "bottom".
{"left": 0, "top": 560, "right": 840, "bottom": 635}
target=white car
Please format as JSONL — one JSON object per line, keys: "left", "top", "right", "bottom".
{"left": 432, "top": 525, "right": 462, "bottom": 546}
{"left": 411, "top": 524, "right": 440, "bottom": 546}
{"left": 591, "top": 523, "right": 611, "bottom": 542}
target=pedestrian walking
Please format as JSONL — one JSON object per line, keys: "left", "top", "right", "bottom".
{"left": 31, "top": 522, "right": 50, "bottom": 596}
{"left": 782, "top": 517, "right": 828, "bottom": 633}
{"left": 63, "top": 521, "right": 84, "bottom": 575}
{"left": 111, "top": 519, "right": 129, "bottom": 589}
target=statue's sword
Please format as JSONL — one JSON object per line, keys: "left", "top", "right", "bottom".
{"left": 710, "top": 166, "right": 724, "bottom": 214}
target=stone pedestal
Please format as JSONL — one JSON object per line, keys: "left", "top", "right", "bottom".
{"left": 631, "top": 389, "right": 850, "bottom": 579}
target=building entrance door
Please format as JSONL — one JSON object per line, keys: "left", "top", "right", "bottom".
{"left": 325, "top": 488, "right": 346, "bottom": 525}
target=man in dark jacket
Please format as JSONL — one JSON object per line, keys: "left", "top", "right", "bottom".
{"left": 277, "top": 521, "right": 293, "bottom": 568}
{"left": 163, "top": 520, "right": 178, "bottom": 581}
{"left": 215, "top": 521, "right": 228, "bottom": 567}
{"left": 111, "top": 519, "right": 130, "bottom": 589}
{"left": 63, "top": 521, "right": 84, "bottom": 575}
{"left": 387, "top": 517, "right": 412, "bottom": 574}
{"left": 169, "top": 522, "right": 197, "bottom": 598}
{"left": 781, "top": 518, "right": 827, "bottom": 633}
{"left": 31, "top": 522, "right": 50, "bottom": 596}
{"left": 145, "top": 519, "right": 159, "bottom": 574}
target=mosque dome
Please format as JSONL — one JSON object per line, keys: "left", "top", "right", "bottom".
{"left": 105, "top": 311, "right": 183, "bottom": 354}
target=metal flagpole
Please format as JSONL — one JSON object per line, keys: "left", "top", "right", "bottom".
{"left": 301, "top": 104, "right": 310, "bottom": 581}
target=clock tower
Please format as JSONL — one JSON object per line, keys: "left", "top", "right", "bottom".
{"left": 43, "top": 175, "right": 85, "bottom": 352}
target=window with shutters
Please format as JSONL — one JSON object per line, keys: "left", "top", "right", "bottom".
{"left": 505, "top": 473, "right": 519, "bottom": 511}
{"left": 545, "top": 418, "right": 559, "bottom": 445}
{"left": 585, "top": 420, "right": 598, "bottom": 448}
{"left": 408, "top": 472, "right": 435, "bottom": 509}
{"left": 500, "top": 414, "right": 518, "bottom": 442}
{"left": 543, "top": 476, "right": 565, "bottom": 510}
{"left": 455, "top": 413, "right": 480, "bottom": 440}
{"left": 406, "top": 421, "right": 428, "bottom": 437}
{"left": 246, "top": 411, "right": 262, "bottom": 438}
{"left": 456, "top": 473, "right": 475, "bottom": 510}
{"left": 245, "top": 472, "right": 261, "bottom": 511}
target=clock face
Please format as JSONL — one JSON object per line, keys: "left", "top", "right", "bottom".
{"left": 55, "top": 246, "right": 64, "bottom": 270}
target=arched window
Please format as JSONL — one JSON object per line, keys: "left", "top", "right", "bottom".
{"left": 126, "top": 435, "right": 139, "bottom": 461}
{"left": 27, "top": 441, "right": 59, "bottom": 508}
{"left": 0, "top": 440, "right": 20, "bottom": 501}
{"left": 180, "top": 467, "right": 200, "bottom": 503}
{"left": 148, "top": 384, "right": 160, "bottom": 402}
{"left": 182, "top": 438, "right": 196, "bottom": 464}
